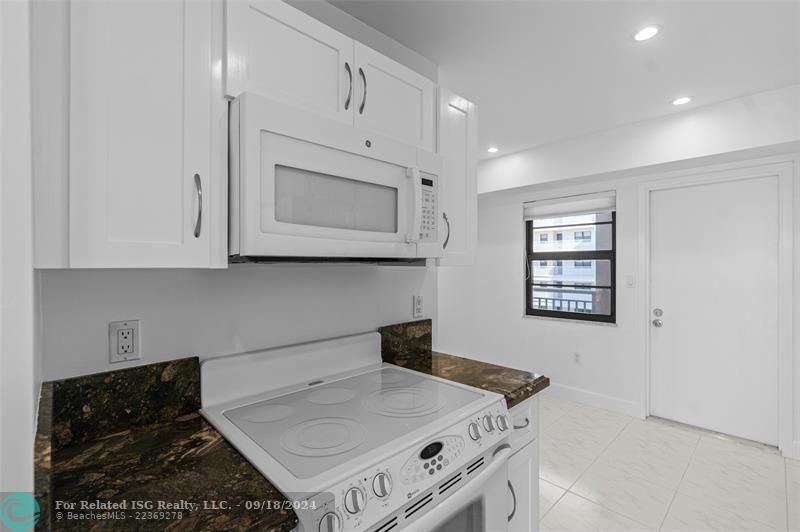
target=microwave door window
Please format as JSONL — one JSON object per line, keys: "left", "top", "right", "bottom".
{"left": 274, "top": 165, "right": 398, "bottom": 233}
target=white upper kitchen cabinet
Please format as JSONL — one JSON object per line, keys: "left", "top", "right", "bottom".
{"left": 437, "top": 89, "right": 478, "bottom": 266}
{"left": 225, "top": 0, "right": 355, "bottom": 124}
{"left": 225, "top": 1, "right": 436, "bottom": 150}
{"left": 353, "top": 42, "right": 436, "bottom": 151}
{"left": 69, "top": 0, "right": 224, "bottom": 268}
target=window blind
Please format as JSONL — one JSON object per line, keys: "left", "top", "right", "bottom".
{"left": 523, "top": 191, "right": 616, "bottom": 220}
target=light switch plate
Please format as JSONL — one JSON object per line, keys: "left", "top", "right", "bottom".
{"left": 109, "top": 320, "right": 140, "bottom": 363}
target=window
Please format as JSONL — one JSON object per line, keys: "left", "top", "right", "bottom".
{"left": 524, "top": 197, "right": 616, "bottom": 323}
{"left": 539, "top": 233, "right": 548, "bottom": 242}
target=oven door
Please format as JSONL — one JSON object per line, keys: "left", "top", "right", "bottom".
{"left": 232, "top": 93, "right": 422, "bottom": 258}
{"left": 405, "top": 445, "right": 511, "bottom": 532}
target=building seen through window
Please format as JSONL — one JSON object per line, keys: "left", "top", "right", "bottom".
{"left": 525, "top": 209, "right": 616, "bottom": 322}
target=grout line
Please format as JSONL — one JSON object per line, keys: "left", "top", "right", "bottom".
{"left": 566, "top": 490, "right": 655, "bottom": 530}
{"left": 558, "top": 416, "right": 673, "bottom": 529}
{"left": 566, "top": 415, "right": 633, "bottom": 492}
{"left": 538, "top": 477, "right": 568, "bottom": 522}
{"left": 666, "top": 489, "right": 782, "bottom": 532}
{"left": 657, "top": 430, "right": 702, "bottom": 531}
{"left": 538, "top": 400, "right": 582, "bottom": 522}
{"left": 671, "top": 434, "right": 786, "bottom": 532}
{"left": 540, "top": 398, "right": 656, "bottom": 528}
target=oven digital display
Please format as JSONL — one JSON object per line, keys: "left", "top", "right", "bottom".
{"left": 421, "top": 177, "right": 434, "bottom": 187}
{"left": 419, "top": 441, "right": 443, "bottom": 460}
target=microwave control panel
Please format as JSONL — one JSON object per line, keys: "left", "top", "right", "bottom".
{"left": 419, "top": 173, "right": 438, "bottom": 242}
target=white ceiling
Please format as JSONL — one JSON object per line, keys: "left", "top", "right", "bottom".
{"left": 330, "top": 1, "right": 800, "bottom": 159}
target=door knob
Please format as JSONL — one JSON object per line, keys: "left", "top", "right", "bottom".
{"left": 653, "top": 308, "right": 663, "bottom": 317}
{"left": 652, "top": 319, "right": 663, "bottom": 327}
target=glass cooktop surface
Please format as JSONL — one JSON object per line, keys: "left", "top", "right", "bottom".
{"left": 224, "top": 366, "right": 483, "bottom": 479}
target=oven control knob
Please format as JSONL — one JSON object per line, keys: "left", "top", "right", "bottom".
{"left": 318, "top": 511, "right": 341, "bottom": 532}
{"left": 482, "top": 414, "right": 495, "bottom": 432}
{"left": 496, "top": 414, "right": 509, "bottom": 432}
{"left": 344, "top": 487, "right": 366, "bottom": 514}
{"left": 468, "top": 422, "right": 482, "bottom": 441}
{"left": 372, "top": 472, "right": 392, "bottom": 498}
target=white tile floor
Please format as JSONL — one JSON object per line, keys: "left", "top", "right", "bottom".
{"left": 537, "top": 394, "right": 799, "bottom": 532}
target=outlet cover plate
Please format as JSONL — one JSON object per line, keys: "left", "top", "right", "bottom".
{"left": 109, "top": 320, "right": 141, "bottom": 363}
{"left": 412, "top": 295, "right": 424, "bottom": 319}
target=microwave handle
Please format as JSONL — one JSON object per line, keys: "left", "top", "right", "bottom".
{"left": 406, "top": 167, "right": 422, "bottom": 243}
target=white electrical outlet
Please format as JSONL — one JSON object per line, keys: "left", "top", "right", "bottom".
{"left": 109, "top": 320, "right": 141, "bottom": 363}
{"left": 413, "top": 295, "right": 424, "bottom": 318}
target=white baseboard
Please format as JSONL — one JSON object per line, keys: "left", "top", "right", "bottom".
{"left": 543, "top": 382, "right": 643, "bottom": 419}
{"left": 544, "top": 385, "right": 800, "bottom": 460}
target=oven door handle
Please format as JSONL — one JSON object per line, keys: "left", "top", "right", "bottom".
{"left": 406, "top": 167, "right": 422, "bottom": 243}
{"left": 403, "top": 445, "right": 511, "bottom": 532}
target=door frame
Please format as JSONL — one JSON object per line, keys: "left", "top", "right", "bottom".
{"left": 637, "top": 160, "right": 795, "bottom": 454}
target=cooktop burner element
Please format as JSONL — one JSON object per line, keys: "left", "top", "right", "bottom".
{"left": 307, "top": 387, "right": 357, "bottom": 405}
{"left": 281, "top": 417, "right": 366, "bottom": 457}
{"left": 365, "top": 386, "right": 446, "bottom": 417}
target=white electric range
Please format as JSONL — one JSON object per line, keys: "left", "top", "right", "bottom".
{"left": 201, "top": 332, "right": 511, "bottom": 532}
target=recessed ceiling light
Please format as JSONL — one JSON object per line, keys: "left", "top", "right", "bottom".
{"left": 671, "top": 96, "right": 692, "bottom": 106}
{"left": 634, "top": 25, "right": 660, "bottom": 41}
{"left": 487, "top": 147, "right": 499, "bottom": 153}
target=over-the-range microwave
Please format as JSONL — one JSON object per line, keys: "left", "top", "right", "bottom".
{"left": 229, "top": 93, "right": 443, "bottom": 260}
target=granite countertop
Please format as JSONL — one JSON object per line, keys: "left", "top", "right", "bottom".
{"left": 49, "top": 413, "right": 297, "bottom": 532}
{"left": 36, "top": 320, "right": 547, "bottom": 532}
{"left": 379, "top": 320, "right": 549, "bottom": 410}
{"left": 385, "top": 350, "right": 550, "bottom": 410}
{"left": 35, "top": 358, "right": 297, "bottom": 532}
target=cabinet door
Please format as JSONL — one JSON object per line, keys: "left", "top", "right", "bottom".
{"left": 436, "top": 88, "right": 477, "bottom": 266}
{"left": 508, "top": 439, "right": 539, "bottom": 532}
{"left": 70, "top": 0, "right": 213, "bottom": 267}
{"left": 353, "top": 42, "right": 435, "bottom": 151}
{"left": 226, "top": 0, "right": 354, "bottom": 124}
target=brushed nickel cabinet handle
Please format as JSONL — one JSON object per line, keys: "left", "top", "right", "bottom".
{"left": 442, "top": 212, "right": 451, "bottom": 249}
{"left": 507, "top": 480, "right": 517, "bottom": 522}
{"left": 358, "top": 67, "right": 367, "bottom": 114}
{"left": 344, "top": 62, "right": 353, "bottom": 110}
{"left": 193, "top": 173, "right": 202, "bottom": 238}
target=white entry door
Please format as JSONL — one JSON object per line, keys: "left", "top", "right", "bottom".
{"left": 649, "top": 174, "right": 779, "bottom": 445}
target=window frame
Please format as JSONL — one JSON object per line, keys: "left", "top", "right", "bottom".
{"left": 525, "top": 211, "right": 616, "bottom": 323}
